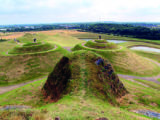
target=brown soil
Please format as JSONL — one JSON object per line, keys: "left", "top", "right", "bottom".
{"left": 42, "top": 56, "right": 71, "bottom": 102}
{"left": 86, "top": 56, "right": 128, "bottom": 100}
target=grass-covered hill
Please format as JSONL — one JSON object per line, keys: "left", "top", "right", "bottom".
{"left": 0, "top": 51, "right": 160, "bottom": 120}
{"left": 72, "top": 40, "right": 160, "bottom": 76}
{"left": 85, "top": 40, "right": 118, "bottom": 50}
{"left": 0, "top": 32, "right": 83, "bottom": 85}
{"left": 0, "top": 30, "right": 160, "bottom": 120}
{"left": 8, "top": 42, "right": 55, "bottom": 54}
{"left": 0, "top": 46, "right": 68, "bottom": 86}
{"left": 17, "top": 33, "right": 84, "bottom": 47}
{"left": 42, "top": 51, "right": 128, "bottom": 104}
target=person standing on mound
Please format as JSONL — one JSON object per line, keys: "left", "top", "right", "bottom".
{"left": 33, "top": 38, "right": 37, "bottom": 43}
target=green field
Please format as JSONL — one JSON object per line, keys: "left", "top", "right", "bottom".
{"left": 0, "top": 30, "right": 160, "bottom": 120}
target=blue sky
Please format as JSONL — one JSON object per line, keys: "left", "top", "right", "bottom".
{"left": 0, "top": 0, "right": 160, "bottom": 25}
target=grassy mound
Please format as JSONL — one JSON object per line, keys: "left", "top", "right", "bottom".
{"left": 94, "top": 39, "right": 108, "bottom": 43}
{"left": 17, "top": 33, "right": 83, "bottom": 47}
{"left": 0, "top": 46, "right": 68, "bottom": 85}
{"left": 72, "top": 44, "right": 160, "bottom": 76}
{"left": 17, "top": 33, "right": 46, "bottom": 43}
{"left": 8, "top": 42, "right": 54, "bottom": 54}
{"left": 0, "top": 75, "right": 160, "bottom": 119}
{"left": 85, "top": 41, "right": 118, "bottom": 49}
{"left": 23, "top": 42, "right": 42, "bottom": 46}
{"left": 42, "top": 51, "right": 128, "bottom": 103}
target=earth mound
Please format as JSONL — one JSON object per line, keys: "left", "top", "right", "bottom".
{"left": 85, "top": 40, "right": 118, "bottom": 49}
{"left": 88, "top": 57, "right": 128, "bottom": 98}
{"left": 94, "top": 39, "right": 108, "bottom": 43}
{"left": 8, "top": 42, "right": 54, "bottom": 54}
{"left": 42, "top": 51, "right": 128, "bottom": 103}
{"left": 42, "top": 56, "right": 71, "bottom": 102}
{"left": 23, "top": 42, "right": 42, "bottom": 46}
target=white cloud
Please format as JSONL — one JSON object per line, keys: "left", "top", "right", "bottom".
{"left": 0, "top": 0, "right": 160, "bottom": 24}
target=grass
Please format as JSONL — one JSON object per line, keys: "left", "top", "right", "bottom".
{"left": 94, "top": 39, "right": 108, "bottom": 43}
{"left": 0, "top": 46, "right": 69, "bottom": 86}
{"left": 0, "top": 109, "right": 48, "bottom": 120}
{"left": 0, "top": 51, "right": 156, "bottom": 120}
{"left": 8, "top": 43, "right": 55, "bottom": 54}
{"left": 23, "top": 42, "right": 42, "bottom": 46}
{"left": 133, "top": 50, "right": 160, "bottom": 63}
{"left": 17, "top": 32, "right": 84, "bottom": 47}
{"left": 1, "top": 30, "right": 160, "bottom": 119}
{"left": 0, "top": 79, "right": 46, "bottom": 107}
{"left": 0, "top": 40, "right": 18, "bottom": 55}
{"left": 0, "top": 70, "right": 157, "bottom": 119}
{"left": 119, "top": 78, "right": 160, "bottom": 112}
{"left": 121, "top": 41, "right": 160, "bottom": 50}
{"left": 85, "top": 41, "right": 118, "bottom": 49}
{"left": 72, "top": 44, "right": 160, "bottom": 77}
{"left": 133, "top": 78, "right": 160, "bottom": 90}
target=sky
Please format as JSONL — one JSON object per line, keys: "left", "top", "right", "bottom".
{"left": 0, "top": 0, "right": 160, "bottom": 25}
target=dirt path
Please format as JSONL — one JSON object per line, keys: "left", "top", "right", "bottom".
{"left": 119, "top": 74, "right": 160, "bottom": 84}
{"left": 0, "top": 77, "right": 46, "bottom": 95}
{"left": 119, "top": 57, "right": 160, "bottom": 84}
{"left": 125, "top": 78, "right": 149, "bottom": 87}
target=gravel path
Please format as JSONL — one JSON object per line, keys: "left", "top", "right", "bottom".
{"left": 119, "top": 74, "right": 160, "bottom": 84}
{"left": 0, "top": 105, "right": 31, "bottom": 111}
{"left": 0, "top": 77, "right": 46, "bottom": 95}
{"left": 119, "top": 57, "right": 160, "bottom": 84}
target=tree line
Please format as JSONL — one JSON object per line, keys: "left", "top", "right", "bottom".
{"left": 81, "top": 24, "right": 160, "bottom": 40}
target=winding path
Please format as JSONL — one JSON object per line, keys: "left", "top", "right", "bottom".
{"left": 0, "top": 77, "right": 46, "bottom": 95}
{"left": 118, "top": 57, "right": 160, "bottom": 84}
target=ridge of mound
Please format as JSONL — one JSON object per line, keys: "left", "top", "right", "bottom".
{"left": 23, "top": 42, "right": 42, "bottom": 46}
{"left": 8, "top": 42, "right": 55, "bottom": 54}
{"left": 85, "top": 40, "right": 118, "bottom": 49}
{"left": 42, "top": 51, "right": 128, "bottom": 103}
{"left": 86, "top": 56, "right": 128, "bottom": 100}
{"left": 94, "top": 39, "right": 108, "bottom": 43}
